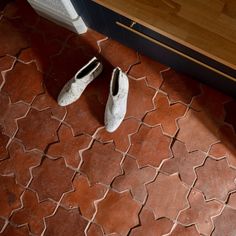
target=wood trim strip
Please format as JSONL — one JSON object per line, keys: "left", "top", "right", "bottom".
{"left": 116, "top": 21, "right": 236, "bottom": 83}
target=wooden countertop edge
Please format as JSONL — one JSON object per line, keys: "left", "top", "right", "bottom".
{"left": 94, "top": 0, "right": 236, "bottom": 70}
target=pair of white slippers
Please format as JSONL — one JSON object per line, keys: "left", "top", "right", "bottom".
{"left": 57, "top": 57, "right": 129, "bottom": 133}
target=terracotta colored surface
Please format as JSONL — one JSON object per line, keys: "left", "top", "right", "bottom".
{"left": 128, "top": 124, "right": 172, "bottom": 167}
{"left": 61, "top": 175, "right": 107, "bottom": 219}
{"left": 144, "top": 93, "right": 187, "bottom": 136}
{"left": 0, "top": 1, "right": 236, "bottom": 235}
{"left": 95, "top": 190, "right": 141, "bottom": 235}
{"left": 146, "top": 173, "right": 189, "bottom": 220}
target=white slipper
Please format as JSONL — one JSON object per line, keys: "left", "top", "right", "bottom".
{"left": 104, "top": 67, "right": 129, "bottom": 132}
{"left": 57, "top": 57, "right": 103, "bottom": 106}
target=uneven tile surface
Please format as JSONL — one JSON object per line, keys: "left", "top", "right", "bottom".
{"left": 0, "top": 1, "right": 236, "bottom": 235}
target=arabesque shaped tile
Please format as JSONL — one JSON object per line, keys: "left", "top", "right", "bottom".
{"left": 87, "top": 223, "right": 104, "bottom": 236}
{"left": 177, "top": 109, "right": 219, "bottom": 152}
{"left": 0, "top": 175, "right": 23, "bottom": 218}
{"left": 0, "top": 141, "right": 41, "bottom": 186}
{"left": 160, "top": 69, "right": 201, "bottom": 104}
{"left": 0, "top": 93, "right": 29, "bottom": 138}
{"left": 227, "top": 192, "right": 236, "bottom": 209}
{"left": 144, "top": 93, "right": 187, "bottom": 136}
{"left": 30, "top": 157, "right": 74, "bottom": 201}
{"left": 80, "top": 141, "right": 122, "bottom": 186}
{"left": 100, "top": 39, "right": 139, "bottom": 71}
{"left": 32, "top": 91, "right": 66, "bottom": 121}
{"left": 61, "top": 175, "right": 107, "bottom": 219}
{"left": 112, "top": 156, "right": 156, "bottom": 203}
{"left": 37, "top": 17, "right": 73, "bottom": 42}
{"left": 191, "top": 84, "right": 231, "bottom": 123}
{"left": 16, "top": 108, "right": 60, "bottom": 151}
{"left": 146, "top": 173, "right": 189, "bottom": 220}
{"left": 224, "top": 100, "right": 236, "bottom": 133}
{"left": 95, "top": 118, "right": 140, "bottom": 152}
{"left": 128, "top": 124, "right": 172, "bottom": 167}
{"left": 44, "top": 207, "right": 88, "bottom": 236}
{"left": 169, "top": 224, "right": 200, "bottom": 236}
{"left": 130, "top": 208, "right": 173, "bottom": 236}
{"left": 161, "top": 140, "right": 206, "bottom": 186}
{"left": 212, "top": 206, "right": 236, "bottom": 236}
{"left": 67, "top": 29, "right": 106, "bottom": 56}
{"left": 178, "top": 188, "right": 223, "bottom": 235}
{"left": 209, "top": 125, "right": 236, "bottom": 168}
{"left": 0, "top": 18, "right": 29, "bottom": 57}
{"left": 195, "top": 157, "right": 236, "bottom": 201}
{"left": 47, "top": 125, "right": 92, "bottom": 169}
{"left": 0, "top": 55, "right": 15, "bottom": 86}
{"left": 126, "top": 78, "right": 156, "bottom": 120}
{"left": 95, "top": 189, "right": 141, "bottom": 235}
{"left": 18, "top": 31, "right": 63, "bottom": 73}
{"left": 64, "top": 94, "right": 104, "bottom": 136}
{"left": 128, "top": 54, "right": 167, "bottom": 89}
{"left": 1, "top": 224, "right": 29, "bottom": 236}
{"left": 11, "top": 190, "right": 56, "bottom": 235}
{"left": 0, "top": 130, "right": 9, "bottom": 161}
{"left": 0, "top": 217, "right": 5, "bottom": 231}
{"left": 3, "top": 62, "right": 44, "bottom": 104}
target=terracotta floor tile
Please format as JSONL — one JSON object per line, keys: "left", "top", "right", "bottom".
{"left": 126, "top": 78, "right": 156, "bottom": 120}
{"left": 3, "top": 62, "right": 44, "bottom": 104}
{"left": 16, "top": 108, "right": 60, "bottom": 151}
{"left": 0, "top": 130, "right": 9, "bottom": 161}
{"left": 146, "top": 173, "right": 189, "bottom": 220}
{"left": 130, "top": 208, "right": 173, "bottom": 236}
{"left": 0, "top": 218, "right": 5, "bottom": 231}
{"left": 64, "top": 94, "right": 104, "bottom": 136}
{"left": 224, "top": 100, "right": 236, "bottom": 133}
{"left": 191, "top": 85, "right": 231, "bottom": 123}
{"left": 80, "top": 141, "right": 122, "bottom": 185}
{"left": 177, "top": 109, "right": 219, "bottom": 152}
{"left": 47, "top": 125, "right": 92, "bottom": 169}
{"left": 195, "top": 158, "right": 236, "bottom": 201}
{"left": 30, "top": 157, "right": 74, "bottom": 201}
{"left": 44, "top": 207, "right": 88, "bottom": 236}
{"left": 95, "top": 189, "right": 141, "bottom": 235}
{"left": 67, "top": 29, "right": 106, "bottom": 56}
{"left": 31, "top": 91, "right": 66, "bottom": 121}
{"left": 0, "top": 55, "right": 15, "bottom": 87}
{"left": 170, "top": 224, "right": 200, "bottom": 236}
{"left": 95, "top": 118, "right": 140, "bottom": 152}
{"left": 11, "top": 190, "right": 56, "bottom": 235}
{"left": 212, "top": 206, "right": 236, "bottom": 236}
{"left": 61, "top": 175, "right": 107, "bottom": 219}
{"left": 0, "top": 18, "right": 29, "bottom": 57}
{"left": 161, "top": 140, "right": 206, "bottom": 186}
{"left": 128, "top": 124, "right": 172, "bottom": 167}
{"left": 209, "top": 125, "right": 236, "bottom": 168}
{"left": 112, "top": 156, "right": 156, "bottom": 203}
{"left": 160, "top": 69, "right": 201, "bottom": 104}
{"left": 37, "top": 17, "right": 73, "bottom": 42}
{"left": 0, "top": 141, "right": 41, "bottom": 187}
{"left": 87, "top": 223, "right": 104, "bottom": 236}
{"left": 1, "top": 224, "right": 29, "bottom": 236}
{"left": 0, "top": 93, "right": 29, "bottom": 138}
{"left": 128, "top": 54, "right": 167, "bottom": 89}
{"left": 144, "top": 93, "right": 187, "bottom": 136}
{"left": 18, "top": 32, "right": 63, "bottom": 73}
{"left": 228, "top": 192, "right": 236, "bottom": 209}
{"left": 100, "top": 39, "right": 139, "bottom": 71}
{"left": 0, "top": 175, "right": 23, "bottom": 218}
{"left": 178, "top": 189, "right": 223, "bottom": 235}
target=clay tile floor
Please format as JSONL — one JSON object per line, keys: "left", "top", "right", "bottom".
{"left": 1, "top": 1, "right": 236, "bottom": 236}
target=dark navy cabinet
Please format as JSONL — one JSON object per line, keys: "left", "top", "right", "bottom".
{"left": 72, "top": 0, "right": 236, "bottom": 96}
